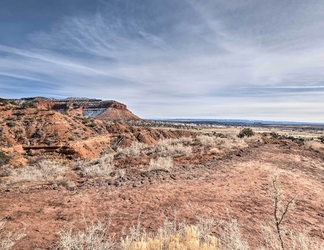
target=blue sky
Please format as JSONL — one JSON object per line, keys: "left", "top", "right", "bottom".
{"left": 1, "top": 0, "right": 324, "bottom": 122}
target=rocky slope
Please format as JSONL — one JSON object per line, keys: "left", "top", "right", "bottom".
{"left": 0, "top": 99, "right": 195, "bottom": 162}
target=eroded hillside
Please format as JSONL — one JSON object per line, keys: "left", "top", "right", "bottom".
{"left": 0, "top": 100, "right": 195, "bottom": 162}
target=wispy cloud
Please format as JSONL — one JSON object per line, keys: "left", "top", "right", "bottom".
{"left": 1, "top": 0, "right": 324, "bottom": 121}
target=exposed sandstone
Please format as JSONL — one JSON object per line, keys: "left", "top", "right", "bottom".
{"left": 0, "top": 99, "right": 196, "bottom": 161}
{"left": 8, "top": 97, "right": 142, "bottom": 122}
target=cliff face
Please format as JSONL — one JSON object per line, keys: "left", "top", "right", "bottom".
{"left": 8, "top": 97, "right": 141, "bottom": 122}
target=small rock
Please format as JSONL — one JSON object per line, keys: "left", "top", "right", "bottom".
{"left": 66, "top": 181, "right": 77, "bottom": 191}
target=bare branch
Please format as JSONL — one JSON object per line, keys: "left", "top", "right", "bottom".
{"left": 271, "top": 175, "right": 297, "bottom": 250}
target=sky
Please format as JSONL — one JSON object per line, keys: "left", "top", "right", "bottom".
{"left": 1, "top": 0, "right": 324, "bottom": 122}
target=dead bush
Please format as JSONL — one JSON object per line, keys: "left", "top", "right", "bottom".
{"left": 172, "top": 137, "right": 194, "bottom": 145}
{"left": 197, "top": 135, "right": 217, "bottom": 147}
{"left": 258, "top": 175, "right": 324, "bottom": 250}
{"left": 197, "top": 135, "right": 248, "bottom": 152}
{"left": 56, "top": 220, "right": 114, "bottom": 250}
{"left": 148, "top": 139, "right": 192, "bottom": 156}
{"left": 4, "top": 159, "right": 68, "bottom": 185}
{"left": 116, "top": 142, "right": 146, "bottom": 157}
{"left": 147, "top": 156, "right": 173, "bottom": 172}
{"left": 220, "top": 219, "right": 249, "bottom": 250}
{"left": 75, "top": 154, "right": 115, "bottom": 178}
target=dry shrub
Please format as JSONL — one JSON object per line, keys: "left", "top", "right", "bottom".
{"left": 195, "top": 217, "right": 217, "bottom": 242}
{"left": 116, "top": 138, "right": 193, "bottom": 158}
{"left": 288, "top": 231, "right": 324, "bottom": 250}
{"left": 121, "top": 216, "right": 219, "bottom": 250}
{"left": 4, "top": 159, "right": 68, "bottom": 185}
{"left": 220, "top": 219, "right": 249, "bottom": 250}
{"left": 217, "top": 137, "right": 248, "bottom": 151}
{"left": 259, "top": 223, "right": 284, "bottom": 250}
{"left": 121, "top": 216, "right": 250, "bottom": 250}
{"left": 172, "top": 137, "right": 194, "bottom": 145}
{"left": 148, "top": 139, "right": 192, "bottom": 156}
{"left": 117, "top": 142, "right": 146, "bottom": 157}
{"left": 116, "top": 169, "right": 126, "bottom": 179}
{"left": 121, "top": 224, "right": 218, "bottom": 250}
{"left": 197, "top": 135, "right": 217, "bottom": 147}
{"left": 197, "top": 135, "right": 247, "bottom": 152}
{"left": 0, "top": 220, "right": 26, "bottom": 250}
{"left": 258, "top": 175, "right": 324, "bottom": 250}
{"left": 75, "top": 154, "right": 115, "bottom": 178}
{"left": 147, "top": 157, "right": 173, "bottom": 172}
{"left": 243, "top": 133, "right": 262, "bottom": 143}
{"left": 56, "top": 220, "right": 114, "bottom": 250}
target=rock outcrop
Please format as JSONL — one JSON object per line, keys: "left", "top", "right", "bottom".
{"left": 0, "top": 98, "right": 196, "bottom": 161}
{"left": 7, "top": 97, "right": 141, "bottom": 122}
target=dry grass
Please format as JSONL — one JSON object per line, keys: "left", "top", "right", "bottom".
{"left": 288, "top": 231, "right": 324, "bottom": 250}
{"left": 0, "top": 220, "right": 26, "bottom": 250}
{"left": 75, "top": 154, "right": 115, "bottom": 178}
{"left": 98, "top": 214, "right": 220, "bottom": 250}
{"left": 121, "top": 224, "right": 219, "bottom": 250}
{"left": 197, "top": 135, "right": 217, "bottom": 147}
{"left": 4, "top": 159, "right": 68, "bottom": 185}
{"left": 147, "top": 157, "right": 174, "bottom": 172}
{"left": 148, "top": 133, "right": 252, "bottom": 155}
{"left": 117, "top": 142, "right": 147, "bottom": 157}
{"left": 197, "top": 135, "right": 248, "bottom": 152}
{"left": 147, "top": 139, "right": 192, "bottom": 156}
{"left": 55, "top": 216, "right": 324, "bottom": 250}
{"left": 56, "top": 220, "right": 114, "bottom": 250}
{"left": 220, "top": 219, "right": 249, "bottom": 250}
{"left": 259, "top": 224, "right": 324, "bottom": 250}
{"left": 55, "top": 216, "right": 254, "bottom": 250}
{"left": 171, "top": 137, "right": 194, "bottom": 145}
{"left": 115, "top": 138, "right": 193, "bottom": 158}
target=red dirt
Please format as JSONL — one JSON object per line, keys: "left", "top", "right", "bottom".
{"left": 1, "top": 140, "right": 324, "bottom": 249}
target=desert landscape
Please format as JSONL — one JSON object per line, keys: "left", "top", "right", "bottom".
{"left": 2, "top": 1, "right": 324, "bottom": 249}
{"left": 1, "top": 98, "right": 324, "bottom": 249}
